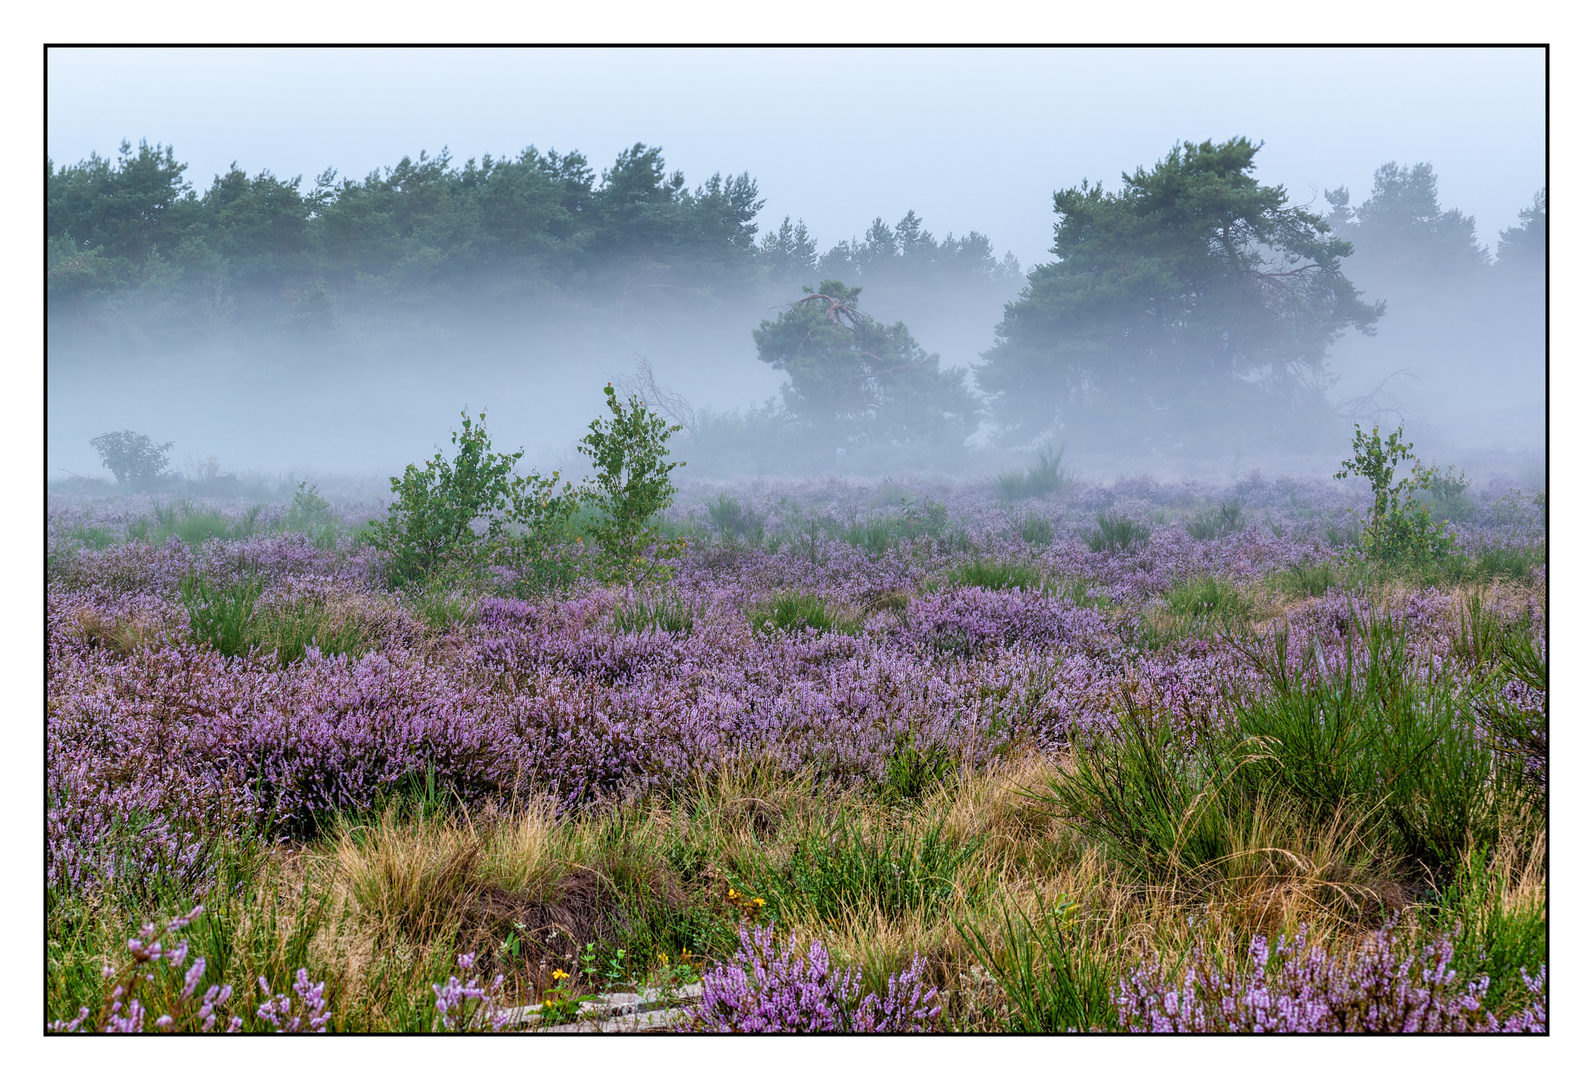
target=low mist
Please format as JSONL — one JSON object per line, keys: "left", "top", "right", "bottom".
{"left": 46, "top": 49, "right": 1546, "bottom": 492}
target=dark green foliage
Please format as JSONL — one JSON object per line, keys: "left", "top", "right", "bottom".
{"left": 90, "top": 429, "right": 174, "bottom": 488}
{"left": 748, "top": 816, "right": 980, "bottom": 924}
{"left": 1031, "top": 702, "right": 1267, "bottom": 882}
{"left": 748, "top": 591, "right": 855, "bottom": 635}
{"left": 1233, "top": 613, "right": 1500, "bottom": 874}
{"left": 182, "top": 575, "right": 264, "bottom": 659}
{"left": 1084, "top": 512, "right": 1150, "bottom": 554}
{"left": 613, "top": 591, "right": 699, "bottom": 635}
{"left": 1418, "top": 464, "right": 1474, "bottom": 523}
{"left": 284, "top": 481, "right": 340, "bottom": 548}
{"left": 1185, "top": 500, "right": 1244, "bottom": 540}
{"left": 369, "top": 410, "right": 575, "bottom": 584}
{"left": 1335, "top": 424, "right": 1453, "bottom": 564}
{"left": 753, "top": 281, "right": 979, "bottom": 467}
{"left": 944, "top": 558, "right": 1044, "bottom": 592}
{"left": 577, "top": 385, "right": 686, "bottom": 579}
{"left": 980, "top": 137, "right": 1381, "bottom": 447}
{"left": 958, "top": 902, "right": 1118, "bottom": 1033}
{"left": 995, "top": 444, "right": 1071, "bottom": 501}
{"left": 883, "top": 734, "right": 954, "bottom": 802}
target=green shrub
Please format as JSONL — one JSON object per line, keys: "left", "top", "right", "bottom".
{"left": 1084, "top": 512, "right": 1150, "bottom": 554}
{"left": 1232, "top": 613, "right": 1500, "bottom": 875}
{"left": 1029, "top": 703, "right": 1265, "bottom": 883}
{"left": 1418, "top": 849, "right": 1546, "bottom": 1015}
{"left": 578, "top": 385, "right": 686, "bottom": 579}
{"left": 90, "top": 429, "right": 173, "bottom": 488}
{"left": 1334, "top": 425, "right": 1453, "bottom": 563}
{"left": 284, "top": 481, "right": 340, "bottom": 548}
{"left": 1418, "top": 463, "right": 1475, "bottom": 523}
{"left": 370, "top": 410, "right": 575, "bottom": 584}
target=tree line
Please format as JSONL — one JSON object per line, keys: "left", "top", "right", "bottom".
{"left": 46, "top": 139, "right": 1019, "bottom": 338}
{"left": 48, "top": 136, "right": 1544, "bottom": 463}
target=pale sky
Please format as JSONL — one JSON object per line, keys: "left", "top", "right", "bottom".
{"left": 47, "top": 47, "right": 1546, "bottom": 270}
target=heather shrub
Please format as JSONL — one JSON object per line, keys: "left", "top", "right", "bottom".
{"left": 1115, "top": 920, "right": 1545, "bottom": 1032}
{"left": 1085, "top": 512, "right": 1150, "bottom": 554}
{"left": 682, "top": 923, "right": 939, "bottom": 1032}
{"left": 48, "top": 904, "right": 329, "bottom": 1033}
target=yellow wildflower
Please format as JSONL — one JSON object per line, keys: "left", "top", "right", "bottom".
{"left": 552, "top": 969, "right": 569, "bottom": 980}
{"left": 753, "top": 898, "right": 766, "bottom": 908}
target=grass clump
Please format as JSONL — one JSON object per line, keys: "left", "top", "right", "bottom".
{"left": 705, "top": 492, "right": 766, "bottom": 545}
{"left": 995, "top": 444, "right": 1071, "bottom": 501}
{"left": 182, "top": 575, "right": 265, "bottom": 658}
{"left": 749, "top": 591, "right": 857, "bottom": 635}
{"left": 1231, "top": 612, "right": 1505, "bottom": 877}
{"left": 1017, "top": 511, "right": 1055, "bottom": 547}
{"left": 1164, "top": 575, "right": 1252, "bottom": 620}
{"left": 744, "top": 816, "right": 981, "bottom": 926}
{"left": 181, "top": 574, "right": 369, "bottom": 664}
{"left": 1185, "top": 500, "right": 1244, "bottom": 540}
{"left": 613, "top": 590, "right": 700, "bottom": 635}
{"left": 1084, "top": 512, "right": 1150, "bottom": 554}
{"left": 944, "top": 558, "right": 1044, "bottom": 592}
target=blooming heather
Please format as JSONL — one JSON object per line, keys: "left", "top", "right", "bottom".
{"left": 683, "top": 922, "right": 939, "bottom": 1032}
{"left": 1115, "top": 922, "right": 1546, "bottom": 1033}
